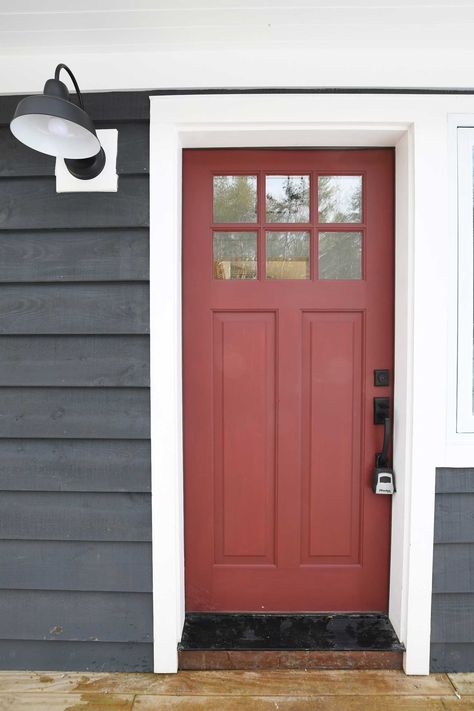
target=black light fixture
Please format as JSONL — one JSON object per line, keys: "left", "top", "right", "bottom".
{"left": 10, "top": 63, "right": 105, "bottom": 180}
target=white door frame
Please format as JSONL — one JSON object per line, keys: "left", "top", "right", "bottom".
{"left": 149, "top": 93, "right": 474, "bottom": 674}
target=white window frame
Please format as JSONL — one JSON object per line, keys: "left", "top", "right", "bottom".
{"left": 457, "top": 127, "right": 474, "bottom": 432}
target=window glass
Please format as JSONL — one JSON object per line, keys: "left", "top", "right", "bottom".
{"left": 318, "top": 231, "right": 362, "bottom": 280}
{"left": 213, "top": 176, "right": 257, "bottom": 223}
{"left": 266, "top": 231, "right": 310, "bottom": 279}
{"left": 318, "top": 175, "right": 362, "bottom": 223}
{"left": 266, "top": 175, "right": 310, "bottom": 223}
{"left": 213, "top": 231, "right": 257, "bottom": 279}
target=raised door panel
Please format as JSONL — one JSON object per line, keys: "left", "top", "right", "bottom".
{"left": 213, "top": 311, "right": 276, "bottom": 564}
{"left": 301, "top": 311, "right": 362, "bottom": 563}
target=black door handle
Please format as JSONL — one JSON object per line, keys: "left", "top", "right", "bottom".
{"left": 373, "top": 396, "right": 390, "bottom": 425}
{"left": 376, "top": 416, "right": 391, "bottom": 468}
{"left": 373, "top": 397, "right": 395, "bottom": 493}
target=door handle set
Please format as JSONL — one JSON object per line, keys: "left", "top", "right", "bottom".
{"left": 372, "top": 396, "right": 396, "bottom": 495}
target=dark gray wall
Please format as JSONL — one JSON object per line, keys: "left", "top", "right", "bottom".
{"left": 431, "top": 468, "right": 474, "bottom": 672}
{"left": 0, "top": 93, "right": 151, "bottom": 671}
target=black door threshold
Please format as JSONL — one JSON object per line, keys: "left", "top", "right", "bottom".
{"left": 179, "top": 613, "right": 404, "bottom": 670}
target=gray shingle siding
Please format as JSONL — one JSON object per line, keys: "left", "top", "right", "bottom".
{"left": 431, "top": 468, "right": 474, "bottom": 672}
{"left": 0, "top": 93, "right": 151, "bottom": 671}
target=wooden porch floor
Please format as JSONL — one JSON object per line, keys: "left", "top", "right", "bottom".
{"left": 0, "top": 670, "right": 473, "bottom": 710}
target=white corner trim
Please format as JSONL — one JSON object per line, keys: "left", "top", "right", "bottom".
{"left": 55, "top": 128, "right": 118, "bottom": 193}
{"left": 455, "top": 127, "right": 474, "bottom": 433}
{"left": 149, "top": 121, "right": 184, "bottom": 673}
{"left": 149, "top": 92, "right": 474, "bottom": 675}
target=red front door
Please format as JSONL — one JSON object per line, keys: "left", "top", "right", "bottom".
{"left": 183, "top": 149, "right": 394, "bottom": 612}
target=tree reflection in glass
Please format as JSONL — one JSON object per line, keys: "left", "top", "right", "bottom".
{"left": 266, "top": 231, "right": 310, "bottom": 279}
{"left": 318, "top": 232, "right": 362, "bottom": 280}
{"left": 318, "top": 176, "right": 362, "bottom": 223}
{"left": 213, "top": 176, "right": 257, "bottom": 223}
{"left": 266, "top": 176, "right": 310, "bottom": 223}
{"left": 213, "top": 231, "right": 257, "bottom": 279}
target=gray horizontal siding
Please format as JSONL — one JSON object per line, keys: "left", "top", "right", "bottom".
{"left": 0, "top": 283, "right": 149, "bottom": 334}
{"left": 0, "top": 176, "right": 148, "bottom": 231}
{"left": 436, "top": 468, "right": 474, "bottom": 494}
{"left": 432, "top": 468, "right": 474, "bottom": 672}
{"left": 432, "top": 594, "right": 474, "bottom": 643}
{"left": 0, "top": 590, "right": 152, "bottom": 642}
{"left": 0, "top": 121, "right": 149, "bottom": 178}
{"left": 434, "top": 493, "right": 474, "bottom": 543}
{"left": 0, "top": 439, "right": 150, "bottom": 492}
{"left": 433, "top": 544, "right": 474, "bottom": 593}
{"left": 0, "top": 640, "right": 153, "bottom": 672}
{"left": 0, "top": 492, "right": 151, "bottom": 541}
{"left": 0, "top": 387, "right": 150, "bottom": 439}
{"left": 0, "top": 93, "right": 152, "bottom": 671}
{"left": 431, "top": 643, "right": 474, "bottom": 673}
{"left": 0, "top": 540, "right": 152, "bottom": 592}
{"left": 0, "top": 336, "right": 149, "bottom": 386}
{"left": 0, "top": 229, "right": 148, "bottom": 282}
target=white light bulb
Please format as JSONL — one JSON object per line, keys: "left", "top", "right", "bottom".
{"left": 47, "top": 117, "right": 70, "bottom": 138}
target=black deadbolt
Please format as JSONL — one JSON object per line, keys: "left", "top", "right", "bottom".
{"left": 374, "top": 369, "right": 390, "bottom": 387}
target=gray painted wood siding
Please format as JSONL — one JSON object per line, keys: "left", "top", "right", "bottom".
{"left": 0, "top": 176, "right": 148, "bottom": 230}
{"left": 0, "top": 492, "right": 151, "bottom": 541}
{"left": 0, "top": 590, "right": 152, "bottom": 642}
{"left": 0, "top": 387, "right": 150, "bottom": 438}
{"left": 0, "top": 439, "right": 150, "bottom": 491}
{"left": 0, "top": 96, "right": 152, "bottom": 671}
{"left": 0, "top": 541, "right": 152, "bottom": 592}
{"left": 431, "top": 468, "right": 474, "bottom": 672}
{"left": 0, "top": 229, "right": 149, "bottom": 282}
{"left": 0, "top": 640, "right": 152, "bottom": 673}
{"left": 0, "top": 336, "right": 149, "bottom": 386}
{"left": 0, "top": 122, "right": 149, "bottom": 177}
{"left": 0, "top": 284, "right": 149, "bottom": 334}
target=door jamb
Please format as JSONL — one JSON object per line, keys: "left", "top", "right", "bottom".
{"left": 149, "top": 94, "right": 417, "bottom": 673}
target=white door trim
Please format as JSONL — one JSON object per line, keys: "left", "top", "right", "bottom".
{"left": 149, "top": 93, "right": 470, "bottom": 675}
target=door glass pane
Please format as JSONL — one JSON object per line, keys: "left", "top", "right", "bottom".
{"left": 266, "top": 175, "right": 310, "bottom": 223}
{"left": 318, "top": 231, "right": 362, "bottom": 279}
{"left": 318, "top": 175, "right": 362, "bottom": 223}
{"left": 266, "top": 231, "right": 310, "bottom": 279}
{"left": 213, "top": 176, "right": 257, "bottom": 223}
{"left": 213, "top": 231, "right": 257, "bottom": 279}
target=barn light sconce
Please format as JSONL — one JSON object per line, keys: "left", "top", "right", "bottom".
{"left": 10, "top": 63, "right": 105, "bottom": 180}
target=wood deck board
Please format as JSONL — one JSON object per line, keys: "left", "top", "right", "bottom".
{"left": 443, "top": 699, "right": 474, "bottom": 710}
{"left": 0, "top": 693, "right": 134, "bottom": 710}
{"left": 80, "top": 670, "right": 455, "bottom": 696}
{"left": 448, "top": 673, "right": 474, "bottom": 694}
{"left": 132, "top": 697, "right": 449, "bottom": 710}
{"left": 0, "top": 670, "right": 454, "bottom": 697}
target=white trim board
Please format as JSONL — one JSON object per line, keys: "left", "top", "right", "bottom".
{"left": 149, "top": 93, "right": 474, "bottom": 675}
{"left": 5, "top": 48, "right": 474, "bottom": 95}
{"left": 456, "top": 127, "right": 474, "bottom": 433}
{"left": 445, "top": 115, "right": 474, "bottom": 459}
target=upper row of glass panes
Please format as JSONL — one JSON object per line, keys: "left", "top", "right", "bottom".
{"left": 213, "top": 175, "right": 362, "bottom": 224}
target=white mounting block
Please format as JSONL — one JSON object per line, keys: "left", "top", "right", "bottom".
{"left": 55, "top": 128, "right": 118, "bottom": 192}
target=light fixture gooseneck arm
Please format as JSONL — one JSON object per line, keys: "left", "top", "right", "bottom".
{"left": 54, "top": 63, "right": 85, "bottom": 110}
{"left": 52, "top": 62, "right": 106, "bottom": 180}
